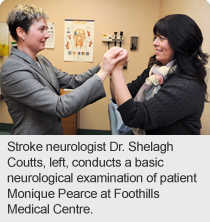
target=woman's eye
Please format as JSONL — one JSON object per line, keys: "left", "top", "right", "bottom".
{"left": 40, "top": 28, "right": 46, "bottom": 32}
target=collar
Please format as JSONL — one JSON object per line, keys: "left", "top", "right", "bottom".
{"left": 10, "top": 47, "right": 60, "bottom": 95}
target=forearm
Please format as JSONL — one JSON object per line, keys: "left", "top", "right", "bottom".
{"left": 56, "top": 76, "right": 106, "bottom": 117}
{"left": 111, "top": 68, "right": 132, "bottom": 107}
{"left": 55, "top": 65, "right": 101, "bottom": 89}
{"left": 109, "top": 78, "right": 115, "bottom": 100}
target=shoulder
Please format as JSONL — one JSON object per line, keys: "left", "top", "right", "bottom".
{"left": 1, "top": 54, "right": 24, "bottom": 75}
{"left": 166, "top": 74, "right": 203, "bottom": 90}
{"left": 163, "top": 74, "right": 205, "bottom": 102}
{"left": 1, "top": 54, "right": 34, "bottom": 82}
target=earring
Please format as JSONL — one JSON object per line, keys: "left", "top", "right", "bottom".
{"left": 22, "top": 38, "right": 24, "bottom": 41}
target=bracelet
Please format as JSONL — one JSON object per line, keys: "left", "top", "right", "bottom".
{"left": 94, "top": 74, "right": 103, "bottom": 85}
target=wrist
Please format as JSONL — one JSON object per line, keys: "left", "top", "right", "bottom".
{"left": 112, "top": 68, "right": 124, "bottom": 79}
{"left": 94, "top": 74, "right": 103, "bottom": 84}
{"left": 114, "top": 65, "right": 124, "bottom": 72}
{"left": 96, "top": 70, "right": 107, "bottom": 82}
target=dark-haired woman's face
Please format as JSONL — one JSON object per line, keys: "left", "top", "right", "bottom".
{"left": 153, "top": 35, "right": 174, "bottom": 65}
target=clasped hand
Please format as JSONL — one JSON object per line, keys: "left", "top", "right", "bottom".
{"left": 98, "top": 47, "right": 128, "bottom": 81}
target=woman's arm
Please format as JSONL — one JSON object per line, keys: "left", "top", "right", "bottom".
{"left": 40, "top": 47, "right": 126, "bottom": 89}
{"left": 111, "top": 49, "right": 132, "bottom": 106}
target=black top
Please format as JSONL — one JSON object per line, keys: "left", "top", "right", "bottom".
{"left": 118, "top": 69, "right": 205, "bottom": 135}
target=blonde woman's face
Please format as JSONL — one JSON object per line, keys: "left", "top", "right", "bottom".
{"left": 23, "top": 18, "right": 49, "bottom": 54}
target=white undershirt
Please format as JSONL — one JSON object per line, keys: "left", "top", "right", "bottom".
{"left": 36, "top": 61, "right": 41, "bottom": 68}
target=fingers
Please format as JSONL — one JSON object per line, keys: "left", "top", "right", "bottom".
{"left": 102, "top": 47, "right": 124, "bottom": 68}
{"left": 115, "top": 49, "right": 128, "bottom": 63}
{"left": 110, "top": 47, "right": 124, "bottom": 59}
{"left": 100, "top": 47, "right": 128, "bottom": 78}
{"left": 105, "top": 47, "right": 123, "bottom": 59}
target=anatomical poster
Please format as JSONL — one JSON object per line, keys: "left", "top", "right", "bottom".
{"left": 64, "top": 19, "right": 94, "bottom": 62}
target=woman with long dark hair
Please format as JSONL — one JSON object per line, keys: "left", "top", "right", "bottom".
{"left": 110, "top": 14, "right": 209, "bottom": 135}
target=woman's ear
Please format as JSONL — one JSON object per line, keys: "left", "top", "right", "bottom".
{"left": 16, "top": 27, "right": 25, "bottom": 41}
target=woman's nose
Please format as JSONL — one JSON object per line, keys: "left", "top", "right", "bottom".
{"left": 45, "top": 31, "right": 50, "bottom": 39}
{"left": 153, "top": 37, "right": 159, "bottom": 46}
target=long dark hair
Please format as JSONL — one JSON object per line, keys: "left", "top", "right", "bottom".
{"left": 148, "top": 14, "right": 209, "bottom": 101}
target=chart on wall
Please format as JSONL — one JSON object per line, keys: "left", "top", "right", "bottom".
{"left": 45, "top": 22, "right": 55, "bottom": 49}
{"left": 64, "top": 19, "right": 95, "bottom": 62}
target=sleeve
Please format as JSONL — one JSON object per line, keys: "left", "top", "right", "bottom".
{"left": 39, "top": 55, "right": 101, "bottom": 89}
{"left": 55, "top": 76, "right": 106, "bottom": 117}
{"left": 1, "top": 56, "right": 105, "bottom": 118}
{"left": 118, "top": 76, "right": 204, "bottom": 130}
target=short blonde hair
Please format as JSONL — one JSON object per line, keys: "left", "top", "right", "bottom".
{"left": 7, "top": 4, "right": 49, "bottom": 41}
